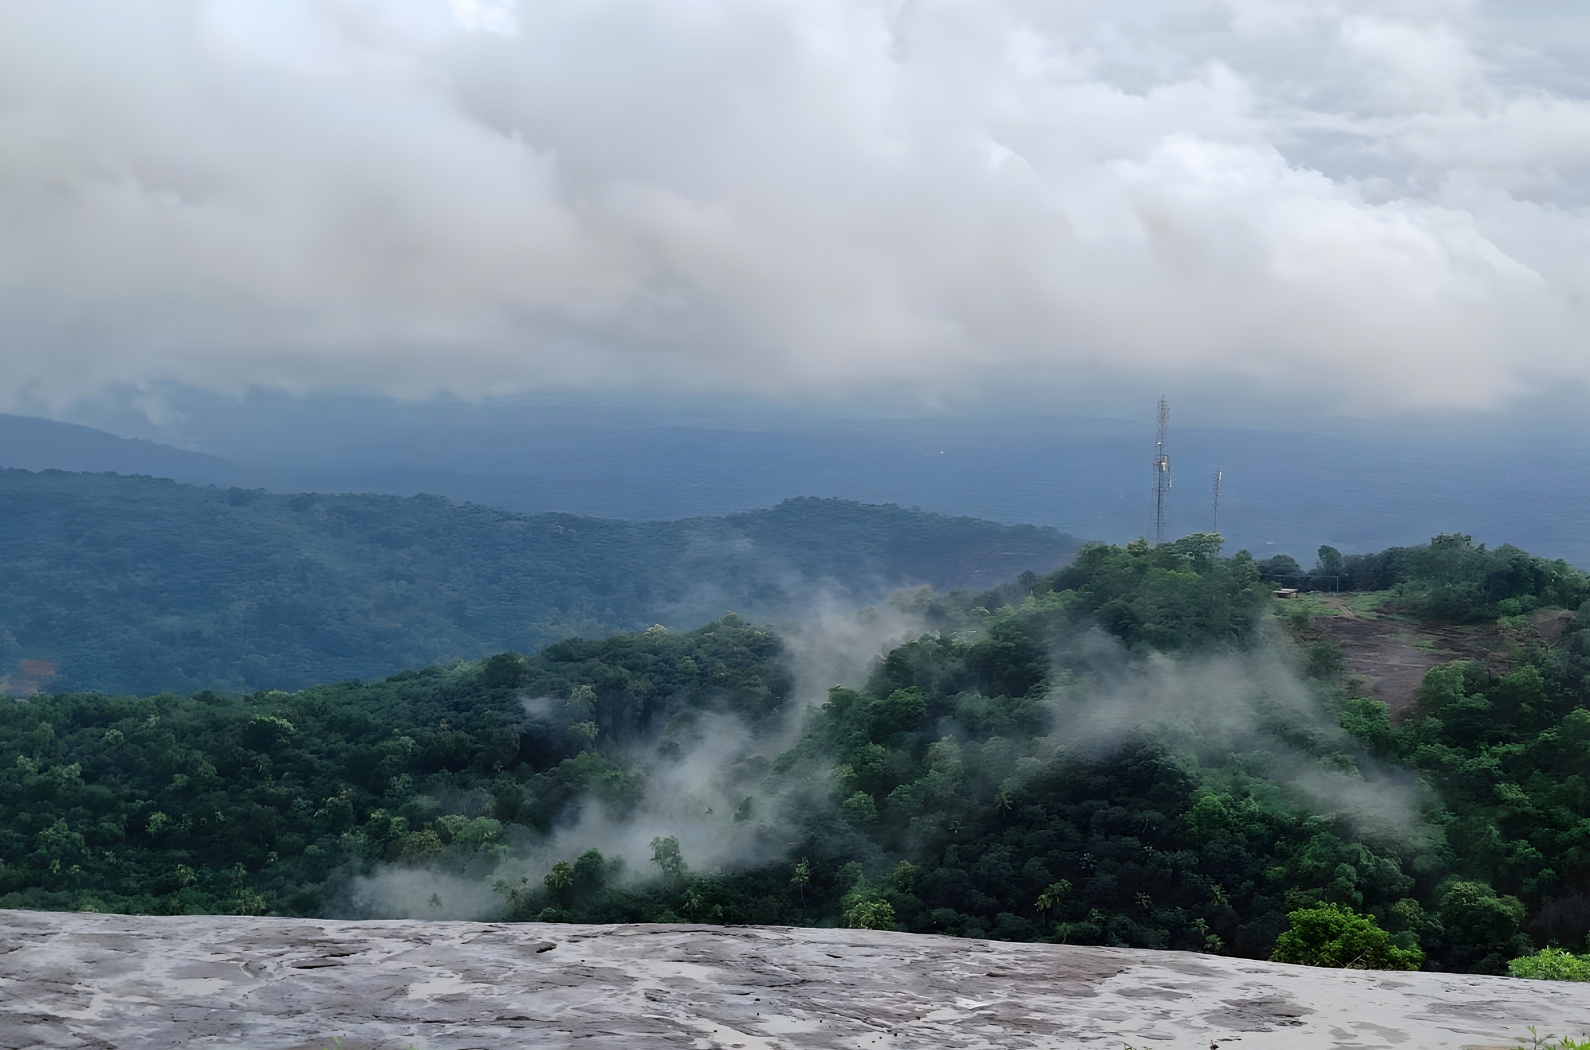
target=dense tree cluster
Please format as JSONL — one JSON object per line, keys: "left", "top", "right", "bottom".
{"left": 0, "top": 618, "right": 785, "bottom": 917}
{"left": 1262, "top": 534, "right": 1589, "bottom": 622}
{"left": 1340, "top": 636, "right": 1590, "bottom": 970}
{"left": 1, "top": 529, "right": 1586, "bottom": 976}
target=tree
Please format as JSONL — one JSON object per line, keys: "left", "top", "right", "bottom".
{"left": 1435, "top": 880, "right": 1527, "bottom": 962}
{"left": 1259, "top": 554, "right": 1302, "bottom": 577}
{"left": 1270, "top": 903, "right": 1423, "bottom": 970}
{"left": 791, "top": 858, "right": 810, "bottom": 919}
{"left": 1315, "top": 546, "right": 1343, "bottom": 578}
{"left": 1035, "top": 880, "right": 1072, "bottom": 919}
{"left": 844, "top": 898, "right": 896, "bottom": 930}
{"left": 543, "top": 861, "right": 575, "bottom": 908}
{"left": 241, "top": 715, "right": 295, "bottom": 751}
{"left": 839, "top": 875, "right": 897, "bottom": 931}
{"left": 840, "top": 791, "right": 878, "bottom": 826}
{"left": 650, "top": 836, "right": 685, "bottom": 883}
{"left": 572, "top": 849, "right": 607, "bottom": 897}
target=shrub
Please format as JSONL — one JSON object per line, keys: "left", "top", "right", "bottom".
{"left": 843, "top": 897, "right": 897, "bottom": 931}
{"left": 841, "top": 879, "right": 898, "bottom": 931}
{"left": 1270, "top": 903, "right": 1423, "bottom": 970}
{"left": 1509, "top": 948, "right": 1590, "bottom": 982}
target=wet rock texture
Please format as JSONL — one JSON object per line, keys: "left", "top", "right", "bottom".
{"left": 1, "top": 910, "right": 1586, "bottom": 1049}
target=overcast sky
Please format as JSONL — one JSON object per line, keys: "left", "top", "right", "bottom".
{"left": 4, "top": 0, "right": 1590, "bottom": 418}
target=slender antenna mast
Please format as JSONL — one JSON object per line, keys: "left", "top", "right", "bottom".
{"left": 1212, "top": 462, "right": 1222, "bottom": 533}
{"left": 1151, "top": 396, "right": 1171, "bottom": 545}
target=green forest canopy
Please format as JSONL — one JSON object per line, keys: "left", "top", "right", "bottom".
{"left": 3, "top": 530, "right": 1587, "bottom": 975}
{"left": 0, "top": 468, "right": 1078, "bottom": 695}
{"left": 1262, "top": 533, "right": 1587, "bottom": 621}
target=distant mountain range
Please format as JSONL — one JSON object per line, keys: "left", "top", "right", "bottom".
{"left": 7, "top": 401, "right": 1590, "bottom": 569}
{"left": 0, "top": 413, "right": 239, "bottom": 484}
{"left": 0, "top": 468, "right": 1078, "bottom": 696}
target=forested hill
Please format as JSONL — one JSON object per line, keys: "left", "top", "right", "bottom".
{"left": 0, "top": 469, "right": 1079, "bottom": 696}
{"left": 5, "top": 532, "right": 1588, "bottom": 977}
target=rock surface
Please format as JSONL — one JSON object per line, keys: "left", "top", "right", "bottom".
{"left": 1, "top": 910, "right": 1586, "bottom": 1049}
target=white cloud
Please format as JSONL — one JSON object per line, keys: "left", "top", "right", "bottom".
{"left": 1, "top": 0, "right": 1588, "bottom": 412}
{"left": 449, "top": 0, "right": 518, "bottom": 37}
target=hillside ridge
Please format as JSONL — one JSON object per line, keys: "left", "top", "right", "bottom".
{"left": 0, "top": 468, "right": 1078, "bottom": 695}
{"left": 0, "top": 412, "right": 240, "bottom": 483}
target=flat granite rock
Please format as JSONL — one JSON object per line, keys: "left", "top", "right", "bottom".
{"left": 0, "top": 910, "right": 1586, "bottom": 1049}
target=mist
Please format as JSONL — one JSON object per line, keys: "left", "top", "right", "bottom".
{"left": 1041, "top": 630, "right": 1435, "bottom": 842}
{"left": 328, "top": 591, "right": 938, "bottom": 921}
{"left": 338, "top": 588, "right": 1438, "bottom": 922}
{"left": 505, "top": 597, "right": 939, "bottom": 884}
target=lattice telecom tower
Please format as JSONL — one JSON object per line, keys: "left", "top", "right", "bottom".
{"left": 1151, "top": 396, "right": 1171, "bottom": 545}
{"left": 1212, "top": 462, "right": 1222, "bottom": 533}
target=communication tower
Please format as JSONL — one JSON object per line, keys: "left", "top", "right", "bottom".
{"left": 1212, "top": 462, "right": 1222, "bottom": 533}
{"left": 1151, "top": 396, "right": 1171, "bottom": 545}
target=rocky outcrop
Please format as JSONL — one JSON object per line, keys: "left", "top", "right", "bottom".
{"left": 1, "top": 909, "right": 1585, "bottom": 1049}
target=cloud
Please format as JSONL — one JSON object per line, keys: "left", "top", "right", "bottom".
{"left": 503, "top": 595, "right": 928, "bottom": 885}
{"left": 3, "top": 0, "right": 1590, "bottom": 412}
{"left": 448, "top": 0, "right": 517, "bottom": 37}
{"left": 1043, "top": 633, "right": 1435, "bottom": 841}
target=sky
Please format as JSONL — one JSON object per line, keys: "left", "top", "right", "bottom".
{"left": 4, "top": 0, "right": 1590, "bottom": 420}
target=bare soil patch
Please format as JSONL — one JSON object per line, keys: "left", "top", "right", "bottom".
{"left": 0, "top": 657, "right": 55, "bottom": 696}
{"left": 1298, "top": 598, "right": 1573, "bottom": 720}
